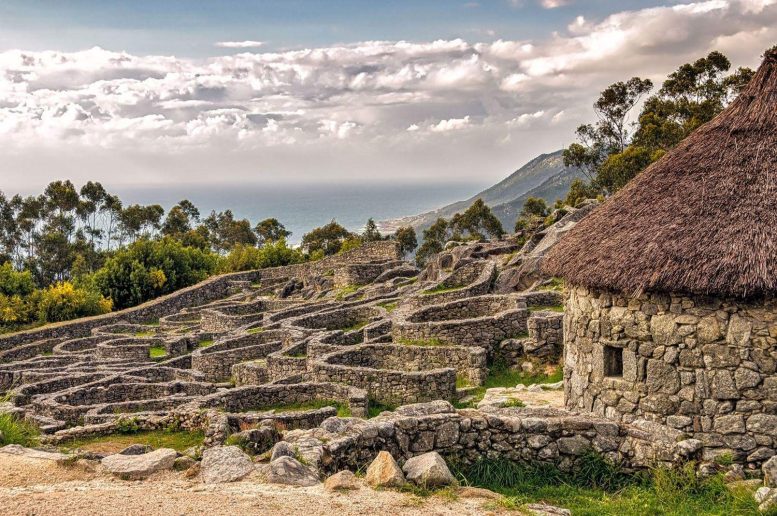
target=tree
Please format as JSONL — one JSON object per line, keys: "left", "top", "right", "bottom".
{"left": 563, "top": 78, "right": 652, "bottom": 183}
{"left": 95, "top": 238, "right": 217, "bottom": 309}
{"left": 162, "top": 200, "right": 201, "bottom": 240}
{"left": 254, "top": 218, "right": 291, "bottom": 246}
{"left": 301, "top": 220, "right": 353, "bottom": 256}
{"left": 203, "top": 210, "right": 257, "bottom": 253}
{"left": 393, "top": 226, "right": 418, "bottom": 256}
{"left": 362, "top": 218, "right": 382, "bottom": 242}
{"left": 450, "top": 199, "right": 505, "bottom": 240}
{"left": 415, "top": 218, "right": 449, "bottom": 267}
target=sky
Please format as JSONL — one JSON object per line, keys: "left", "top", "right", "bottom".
{"left": 0, "top": 0, "right": 775, "bottom": 191}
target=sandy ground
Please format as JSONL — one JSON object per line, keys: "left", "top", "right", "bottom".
{"left": 0, "top": 454, "right": 506, "bottom": 516}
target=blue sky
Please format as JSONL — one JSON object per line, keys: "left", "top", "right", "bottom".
{"left": 0, "top": 0, "right": 673, "bottom": 56}
{"left": 0, "top": 1, "right": 775, "bottom": 190}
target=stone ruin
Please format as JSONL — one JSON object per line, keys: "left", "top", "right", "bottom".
{"left": 0, "top": 238, "right": 718, "bottom": 485}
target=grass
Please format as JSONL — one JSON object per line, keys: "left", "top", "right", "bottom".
{"left": 529, "top": 305, "right": 565, "bottom": 313}
{"left": 453, "top": 455, "right": 766, "bottom": 516}
{"left": 537, "top": 277, "right": 565, "bottom": 292}
{"left": 335, "top": 285, "right": 361, "bottom": 300}
{"left": 286, "top": 351, "right": 307, "bottom": 358}
{"left": 246, "top": 327, "right": 264, "bottom": 335}
{"left": 377, "top": 301, "right": 399, "bottom": 312}
{"left": 456, "top": 375, "right": 472, "bottom": 388}
{"left": 0, "top": 412, "right": 40, "bottom": 447}
{"left": 367, "top": 399, "right": 397, "bottom": 418}
{"left": 143, "top": 319, "right": 160, "bottom": 327}
{"left": 197, "top": 339, "right": 214, "bottom": 348}
{"left": 134, "top": 330, "right": 156, "bottom": 337}
{"left": 342, "top": 320, "right": 369, "bottom": 332}
{"left": 241, "top": 399, "right": 352, "bottom": 417}
{"left": 454, "top": 361, "right": 563, "bottom": 408}
{"left": 422, "top": 284, "right": 465, "bottom": 296}
{"left": 59, "top": 429, "right": 205, "bottom": 454}
{"left": 149, "top": 346, "right": 168, "bottom": 358}
{"left": 397, "top": 337, "right": 447, "bottom": 347}
{"left": 503, "top": 398, "right": 526, "bottom": 408}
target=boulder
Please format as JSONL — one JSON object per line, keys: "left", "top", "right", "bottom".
{"left": 119, "top": 444, "right": 152, "bottom": 456}
{"left": 764, "top": 455, "right": 777, "bottom": 487}
{"left": 173, "top": 455, "right": 197, "bottom": 471}
{"left": 365, "top": 451, "right": 405, "bottom": 488}
{"left": 200, "top": 446, "right": 254, "bottom": 484}
{"left": 231, "top": 425, "right": 280, "bottom": 455}
{"left": 101, "top": 448, "right": 177, "bottom": 480}
{"left": 402, "top": 452, "right": 457, "bottom": 488}
{"left": 270, "top": 441, "right": 296, "bottom": 462}
{"left": 266, "top": 456, "right": 320, "bottom": 487}
{"left": 0, "top": 444, "right": 68, "bottom": 462}
{"left": 324, "top": 470, "right": 360, "bottom": 491}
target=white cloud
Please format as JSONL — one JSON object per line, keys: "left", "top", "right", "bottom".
{"left": 0, "top": 0, "right": 775, "bottom": 188}
{"left": 215, "top": 40, "right": 265, "bottom": 48}
{"left": 541, "top": 0, "right": 573, "bottom": 8}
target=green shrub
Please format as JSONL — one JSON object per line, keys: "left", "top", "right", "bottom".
{"left": 95, "top": 238, "right": 217, "bottom": 309}
{"left": 218, "top": 239, "right": 304, "bottom": 273}
{"left": 36, "top": 282, "right": 112, "bottom": 323}
{"left": 0, "top": 412, "right": 40, "bottom": 446}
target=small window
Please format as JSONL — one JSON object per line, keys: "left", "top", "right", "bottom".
{"left": 604, "top": 346, "right": 623, "bottom": 377}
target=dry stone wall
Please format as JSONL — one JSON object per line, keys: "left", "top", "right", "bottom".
{"left": 564, "top": 286, "right": 777, "bottom": 467}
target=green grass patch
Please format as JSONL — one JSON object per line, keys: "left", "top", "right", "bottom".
{"left": 149, "top": 346, "right": 168, "bottom": 358}
{"left": 286, "top": 351, "right": 307, "bottom": 358}
{"left": 454, "top": 361, "right": 562, "bottom": 408}
{"left": 377, "top": 301, "right": 399, "bottom": 312}
{"left": 503, "top": 398, "right": 526, "bottom": 408}
{"left": 454, "top": 456, "right": 764, "bottom": 516}
{"left": 528, "top": 304, "right": 565, "bottom": 313}
{"left": 59, "top": 429, "right": 204, "bottom": 454}
{"left": 197, "top": 339, "right": 214, "bottom": 348}
{"left": 456, "top": 375, "right": 472, "bottom": 388}
{"left": 135, "top": 331, "right": 156, "bottom": 337}
{"left": 0, "top": 412, "right": 40, "bottom": 447}
{"left": 335, "top": 285, "right": 361, "bottom": 300}
{"left": 536, "top": 277, "right": 565, "bottom": 292}
{"left": 246, "top": 327, "right": 264, "bottom": 335}
{"left": 143, "top": 319, "right": 160, "bottom": 327}
{"left": 422, "top": 284, "right": 465, "bottom": 296}
{"left": 367, "top": 399, "right": 397, "bottom": 418}
{"left": 397, "top": 337, "right": 447, "bottom": 347}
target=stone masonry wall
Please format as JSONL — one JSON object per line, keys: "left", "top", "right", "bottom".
{"left": 565, "top": 286, "right": 777, "bottom": 467}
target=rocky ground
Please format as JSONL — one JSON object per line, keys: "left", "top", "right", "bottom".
{"left": 0, "top": 453, "right": 507, "bottom": 516}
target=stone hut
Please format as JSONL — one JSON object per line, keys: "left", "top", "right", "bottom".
{"left": 543, "top": 48, "right": 777, "bottom": 464}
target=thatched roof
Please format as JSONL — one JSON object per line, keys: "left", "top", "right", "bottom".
{"left": 543, "top": 48, "right": 777, "bottom": 299}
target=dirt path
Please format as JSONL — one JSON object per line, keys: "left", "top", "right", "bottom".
{"left": 0, "top": 454, "right": 505, "bottom": 516}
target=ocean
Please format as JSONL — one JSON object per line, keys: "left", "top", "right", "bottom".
{"left": 110, "top": 181, "right": 486, "bottom": 243}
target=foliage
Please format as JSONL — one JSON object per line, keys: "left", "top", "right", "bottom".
{"left": 338, "top": 236, "right": 363, "bottom": 254}
{"left": 202, "top": 209, "right": 257, "bottom": 253}
{"left": 0, "top": 262, "right": 35, "bottom": 297}
{"left": 0, "top": 412, "right": 40, "bottom": 447}
{"left": 254, "top": 218, "right": 291, "bottom": 246}
{"left": 415, "top": 218, "right": 449, "bottom": 267}
{"left": 367, "top": 399, "right": 397, "bottom": 418}
{"left": 361, "top": 218, "right": 383, "bottom": 242}
{"left": 301, "top": 220, "right": 354, "bottom": 256}
{"left": 36, "top": 281, "right": 112, "bottom": 323}
{"left": 95, "top": 238, "right": 217, "bottom": 310}
{"left": 218, "top": 239, "right": 304, "bottom": 273}
{"left": 393, "top": 226, "right": 418, "bottom": 256}
{"left": 450, "top": 199, "right": 505, "bottom": 241}
{"left": 562, "top": 51, "right": 754, "bottom": 202}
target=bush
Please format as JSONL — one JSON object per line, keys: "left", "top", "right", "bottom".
{"left": 0, "top": 412, "right": 40, "bottom": 446}
{"left": 218, "top": 239, "right": 304, "bottom": 273}
{"left": 95, "top": 238, "right": 217, "bottom": 309}
{"left": 36, "top": 281, "right": 112, "bottom": 323}
{"left": 0, "top": 262, "right": 36, "bottom": 297}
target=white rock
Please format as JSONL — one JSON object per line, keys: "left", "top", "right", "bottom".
{"left": 0, "top": 444, "right": 68, "bottom": 462}
{"left": 266, "top": 456, "right": 320, "bottom": 486}
{"left": 201, "top": 446, "right": 254, "bottom": 484}
{"left": 402, "top": 452, "right": 456, "bottom": 488}
{"left": 755, "top": 486, "right": 773, "bottom": 504}
{"left": 102, "top": 448, "right": 177, "bottom": 480}
{"left": 365, "top": 451, "right": 405, "bottom": 488}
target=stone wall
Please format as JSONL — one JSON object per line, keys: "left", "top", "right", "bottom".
{"left": 0, "top": 270, "right": 259, "bottom": 352}
{"left": 311, "top": 344, "right": 458, "bottom": 405}
{"left": 333, "top": 261, "right": 404, "bottom": 288}
{"left": 284, "top": 402, "right": 696, "bottom": 475}
{"left": 258, "top": 241, "right": 402, "bottom": 281}
{"left": 564, "top": 286, "right": 777, "bottom": 467}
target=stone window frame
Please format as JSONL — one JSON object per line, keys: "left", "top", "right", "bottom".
{"left": 596, "top": 339, "right": 639, "bottom": 388}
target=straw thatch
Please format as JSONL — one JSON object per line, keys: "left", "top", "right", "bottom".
{"left": 543, "top": 47, "right": 777, "bottom": 299}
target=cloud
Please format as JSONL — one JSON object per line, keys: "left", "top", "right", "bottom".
{"left": 214, "top": 40, "right": 265, "bottom": 48}
{"left": 540, "top": 0, "right": 573, "bottom": 8}
{"left": 1, "top": 0, "right": 775, "bottom": 188}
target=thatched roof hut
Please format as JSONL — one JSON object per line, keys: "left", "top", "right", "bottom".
{"left": 544, "top": 47, "right": 777, "bottom": 299}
